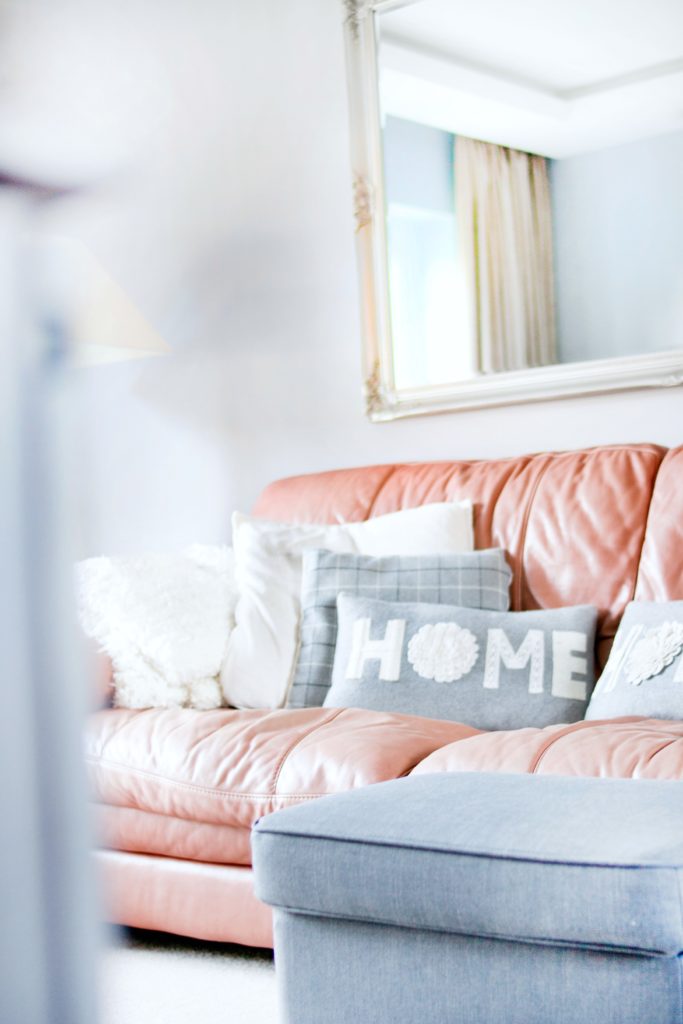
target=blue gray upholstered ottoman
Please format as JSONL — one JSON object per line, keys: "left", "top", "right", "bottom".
{"left": 252, "top": 773, "right": 683, "bottom": 1024}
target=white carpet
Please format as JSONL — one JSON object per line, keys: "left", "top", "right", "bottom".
{"left": 100, "top": 928, "right": 280, "bottom": 1024}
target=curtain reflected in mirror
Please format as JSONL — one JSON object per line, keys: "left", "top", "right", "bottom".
{"left": 386, "top": 123, "right": 557, "bottom": 388}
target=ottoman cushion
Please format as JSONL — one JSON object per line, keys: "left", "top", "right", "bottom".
{"left": 252, "top": 772, "right": 683, "bottom": 955}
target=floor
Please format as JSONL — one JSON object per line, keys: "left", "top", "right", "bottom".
{"left": 100, "top": 928, "right": 280, "bottom": 1024}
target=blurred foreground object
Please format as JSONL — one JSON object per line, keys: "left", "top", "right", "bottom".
{"left": 43, "top": 236, "right": 170, "bottom": 367}
{"left": 0, "top": 181, "right": 102, "bottom": 1020}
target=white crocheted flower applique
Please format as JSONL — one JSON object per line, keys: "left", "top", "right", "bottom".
{"left": 624, "top": 621, "right": 683, "bottom": 686}
{"left": 407, "top": 622, "right": 479, "bottom": 683}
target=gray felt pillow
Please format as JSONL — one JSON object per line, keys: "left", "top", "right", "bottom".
{"left": 287, "top": 548, "right": 512, "bottom": 709}
{"left": 325, "top": 593, "right": 597, "bottom": 730}
{"left": 585, "top": 601, "right": 683, "bottom": 721}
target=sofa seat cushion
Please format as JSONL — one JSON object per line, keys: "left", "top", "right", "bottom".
{"left": 92, "top": 804, "right": 253, "bottom": 865}
{"left": 85, "top": 706, "right": 478, "bottom": 836}
{"left": 252, "top": 772, "right": 683, "bottom": 955}
{"left": 412, "top": 716, "right": 683, "bottom": 779}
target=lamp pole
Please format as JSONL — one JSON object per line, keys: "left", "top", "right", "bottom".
{"left": 0, "top": 175, "right": 102, "bottom": 1024}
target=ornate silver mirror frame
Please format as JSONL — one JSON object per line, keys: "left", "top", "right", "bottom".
{"left": 343, "top": 0, "right": 683, "bottom": 421}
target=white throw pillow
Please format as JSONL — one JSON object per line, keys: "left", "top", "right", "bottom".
{"left": 221, "top": 501, "right": 473, "bottom": 709}
{"left": 77, "top": 545, "right": 238, "bottom": 709}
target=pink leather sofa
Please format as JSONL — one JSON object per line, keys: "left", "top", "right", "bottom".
{"left": 85, "top": 442, "right": 683, "bottom": 948}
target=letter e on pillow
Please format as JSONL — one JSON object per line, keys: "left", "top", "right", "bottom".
{"left": 551, "top": 631, "right": 588, "bottom": 700}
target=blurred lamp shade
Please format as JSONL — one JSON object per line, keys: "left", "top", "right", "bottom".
{"left": 47, "top": 236, "right": 169, "bottom": 366}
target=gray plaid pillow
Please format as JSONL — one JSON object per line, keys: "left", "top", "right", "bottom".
{"left": 287, "top": 548, "right": 512, "bottom": 708}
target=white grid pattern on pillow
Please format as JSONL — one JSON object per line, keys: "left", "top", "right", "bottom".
{"left": 287, "top": 549, "right": 512, "bottom": 708}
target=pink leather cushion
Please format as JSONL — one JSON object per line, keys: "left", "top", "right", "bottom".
{"left": 634, "top": 446, "right": 683, "bottom": 603}
{"left": 412, "top": 717, "right": 683, "bottom": 779}
{"left": 254, "top": 444, "right": 677, "bottom": 668}
{"left": 96, "top": 850, "right": 273, "bottom": 947}
{"left": 86, "top": 707, "right": 479, "bottom": 844}
{"left": 93, "top": 805, "right": 253, "bottom": 865}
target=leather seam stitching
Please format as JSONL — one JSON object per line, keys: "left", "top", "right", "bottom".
{"left": 488, "top": 460, "right": 529, "bottom": 554}
{"left": 365, "top": 466, "right": 399, "bottom": 518}
{"left": 515, "top": 456, "right": 553, "bottom": 608}
{"left": 530, "top": 716, "right": 678, "bottom": 773}
{"left": 85, "top": 756, "right": 333, "bottom": 802}
{"left": 528, "top": 720, "right": 595, "bottom": 773}
{"left": 269, "top": 708, "right": 345, "bottom": 794}
{"left": 91, "top": 802, "right": 258, "bottom": 829}
{"left": 631, "top": 450, "right": 668, "bottom": 601}
{"left": 642, "top": 737, "right": 683, "bottom": 768}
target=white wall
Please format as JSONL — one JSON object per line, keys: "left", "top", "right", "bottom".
{"left": 65, "top": 0, "right": 683, "bottom": 556}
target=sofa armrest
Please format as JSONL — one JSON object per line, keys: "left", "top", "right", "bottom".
{"left": 84, "top": 641, "right": 114, "bottom": 709}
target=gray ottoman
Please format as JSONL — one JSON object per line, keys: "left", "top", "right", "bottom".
{"left": 252, "top": 773, "right": 683, "bottom": 1024}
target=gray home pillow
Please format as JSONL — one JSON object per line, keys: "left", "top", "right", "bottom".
{"left": 287, "top": 548, "right": 512, "bottom": 708}
{"left": 586, "top": 601, "right": 683, "bottom": 721}
{"left": 325, "top": 593, "right": 597, "bottom": 730}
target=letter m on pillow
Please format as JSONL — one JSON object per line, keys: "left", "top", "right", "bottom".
{"left": 484, "top": 628, "right": 588, "bottom": 700}
{"left": 346, "top": 618, "right": 406, "bottom": 681}
{"left": 483, "top": 629, "right": 545, "bottom": 693}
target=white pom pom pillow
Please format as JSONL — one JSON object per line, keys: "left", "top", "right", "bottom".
{"left": 77, "top": 545, "right": 238, "bottom": 710}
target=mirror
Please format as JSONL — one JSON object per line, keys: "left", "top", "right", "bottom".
{"left": 343, "top": 0, "right": 683, "bottom": 418}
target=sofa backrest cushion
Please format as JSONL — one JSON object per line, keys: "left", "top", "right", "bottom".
{"left": 253, "top": 444, "right": 683, "bottom": 665}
